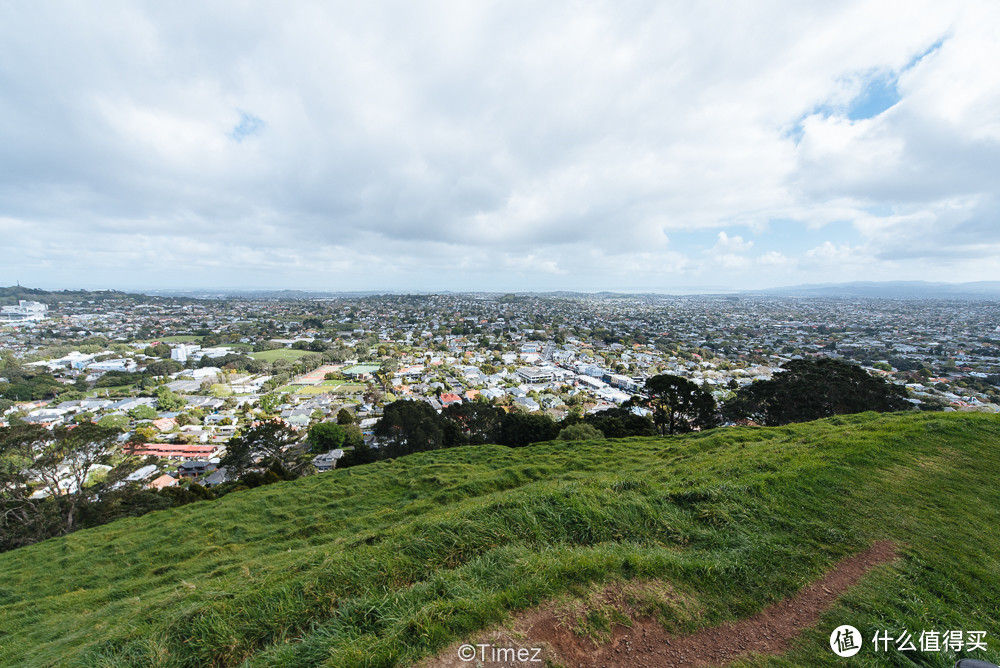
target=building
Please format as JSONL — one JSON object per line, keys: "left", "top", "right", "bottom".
{"left": 170, "top": 344, "right": 201, "bottom": 363}
{"left": 0, "top": 300, "right": 47, "bottom": 322}
{"left": 88, "top": 358, "right": 137, "bottom": 373}
{"left": 439, "top": 392, "right": 463, "bottom": 407}
{"left": 312, "top": 449, "right": 344, "bottom": 472}
{"left": 517, "top": 367, "right": 554, "bottom": 383}
{"left": 148, "top": 474, "right": 178, "bottom": 490}
{"left": 132, "top": 443, "right": 221, "bottom": 460}
{"left": 177, "top": 460, "right": 216, "bottom": 478}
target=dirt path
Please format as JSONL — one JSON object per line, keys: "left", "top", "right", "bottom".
{"left": 421, "top": 541, "right": 898, "bottom": 668}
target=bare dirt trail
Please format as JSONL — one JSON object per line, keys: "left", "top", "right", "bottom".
{"left": 421, "top": 541, "right": 899, "bottom": 668}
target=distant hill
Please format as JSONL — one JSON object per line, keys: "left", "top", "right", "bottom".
{"left": 0, "top": 286, "right": 196, "bottom": 306}
{"left": 1, "top": 412, "right": 998, "bottom": 667}
{"left": 757, "top": 280, "right": 1000, "bottom": 299}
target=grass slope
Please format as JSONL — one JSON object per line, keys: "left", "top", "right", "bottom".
{"left": 1, "top": 412, "right": 999, "bottom": 667}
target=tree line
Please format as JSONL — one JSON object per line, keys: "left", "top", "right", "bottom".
{"left": 0, "top": 358, "right": 912, "bottom": 553}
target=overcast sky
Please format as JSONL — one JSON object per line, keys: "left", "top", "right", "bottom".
{"left": 2, "top": 2, "right": 998, "bottom": 293}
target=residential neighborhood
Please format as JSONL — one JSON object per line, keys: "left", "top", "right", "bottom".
{"left": 3, "top": 289, "right": 1000, "bottom": 496}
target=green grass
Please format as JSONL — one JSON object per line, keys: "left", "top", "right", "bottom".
{"left": 1, "top": 412, "right": 999, "bottom": 667}
{"left": 247, "top": 349, "right": 313, "bottom": 363}
{"left": 135, "top": 335, "right": 201, "bottom": 344}
{"left": 277, "top": 383, "right": 365, "bottom": 395}
{"left": 290, "top": 385, "right": 338, "bottom": 395}
{"left": 275, "top": 381, "right": 365, "bottom": 394}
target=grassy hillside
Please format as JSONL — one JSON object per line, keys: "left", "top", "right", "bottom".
{"left": 1, "top": 412, "right": 999, "bottom": 667}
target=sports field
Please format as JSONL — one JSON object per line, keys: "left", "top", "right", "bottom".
{"left": 247, "top": 349, "right": 313, "bottom": 363}
{"left": 277, "top": 383, "right": 365, "bottom": 395}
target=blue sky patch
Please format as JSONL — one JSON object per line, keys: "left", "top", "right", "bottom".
{"left": 847, "top": 38, "right": 944, "bottom": 121}
{"left": 847, "top": 72, "right": 900, "bottom": 120}
{"left": 229, "top": 111, "right": 266, "bottom": 142}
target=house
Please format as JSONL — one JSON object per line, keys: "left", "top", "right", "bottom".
{"left": 88, "top": 358, "right": 137, "bottom": 373}
{"left": 177, "top": 460, "right": 216, "bottom": 479}
{"left": 199, "top": 466, "right": 231, "bottom": 487}
{"left": 439, "top": 392, "right": 463, "bottom": 407}
{"left": 285, "top": 415, "right": 310, "bottom": 428}
{"left": 312, "top": 449, "right": 344, "bottom": 472}
{"left": 513, "top": 396, "right": 541, "bottom": 412}
{"left": 148, "top": 474, "right": 178, "bottom": 490}
{"left": 132, "top": 443, "right": 220, "bottom": 460}
{"left": 151, "top": 417, "right": 177, "bottom": 432}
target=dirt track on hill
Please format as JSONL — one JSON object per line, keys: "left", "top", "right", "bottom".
{"left": 420, "top": 541, "right": 899, "bottom": 668}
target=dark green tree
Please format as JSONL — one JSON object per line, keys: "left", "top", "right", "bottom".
{"left": 722, "top": 358, "right": 912, "bottom": 426}
{"left": 497, "top": 412, "right": 559, "bottom": 447}
{"left": 374, "top": 400, "right": 445, "bottom": 458}
{"left": 146, "top": 359, "right": 183, "bottom": 377}
{"left": 336, "top": 408, "right": 355, "bottom": 425}
{"left": 584, "top": 407, "right": 658, "bottom": 438}
{"left": 308, "top": 421, "right": 345, "bottom": 454}
{"left": 220, "top": 420, "right": 301, "bottom": 477}
{"left": 557, "top": 423, "right": 604, "bottom": 441}
{"left": 441, "top": 402, "right": 505, "bottom": 445}
{"left": 635, "top": 374, "right": 718, "bottom": 436}
{"left": 143, "top": 343, "right": 171, "bottom": 358}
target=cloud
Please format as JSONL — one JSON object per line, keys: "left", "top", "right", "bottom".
{"left": 710, "top": 232, "right": 754, "bottom": 254}
{"left": 0, "top": 1, "right": 998, "bottom": 290}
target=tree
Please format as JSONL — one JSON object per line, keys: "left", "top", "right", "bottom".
{"left": 72, "top": 411, "right": 95, "bottom": 424}
{"left": 635, "top": 374, "right": 718, "bottom": 436}
{"left": 146, "top": 359, "right": 183, "bottom": 377}
{"left": 374, "top": 400, "right": 445, "bottom": 458}
{"left": 220, "top": 420, "right": 301, "bottom": 477}
{"left": 258, "top": 393, "right": 282, "bottom": 414}
{"left": 338, "top": 438, "right": 376, "bottom": 468}
{"left": 497, "top": 412, "right": 559, "bottom": 447}
{"left": 557, "top": 423, "right": 604, "bottom": 441}
{"left": 584, "top": 407, "right": 657, "bottom": 438}
{"left": 155, "top": 385, "right": 184, "bottom": 412}
{"left": 308, "top": 421, "right": 345, "bottom": 454}
{"left": 128, "top": 405, "right": 158, "bottom": 421}
{"left": 132, "top": 425, "right": 157, "bottom": 443}
{"left": 0, "top": 423, "right": 121, "bottom": 536}
{"left": 143, "top": 343, "right": 171, "bottom": 358}
{"left": 441, "top": 402, "right": 504, "bottom": 445}
{"left": 342, "top": 424, "right": 364, "bottom": 448}
{"left": 363, "top": 383, "right": 384, "bottom": 405}
{"left": 336, "top": 408, "right": 355, "bottom": 425}
{"left": 208, "top": 384, "right": 232, "bottom": 398}
{"left": 97, "top": 414, "right": 130, "bottom": 431}
{"left": 722, "top": 358, "right": 912, "bottom": 426}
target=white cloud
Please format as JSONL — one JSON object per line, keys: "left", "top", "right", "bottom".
{"left": 0, "top": 1, "right": 997, "bottom": 290}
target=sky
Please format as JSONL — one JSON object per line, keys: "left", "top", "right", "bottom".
{"left": 1, "top": 1, "right": 999, "bottom": 293}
